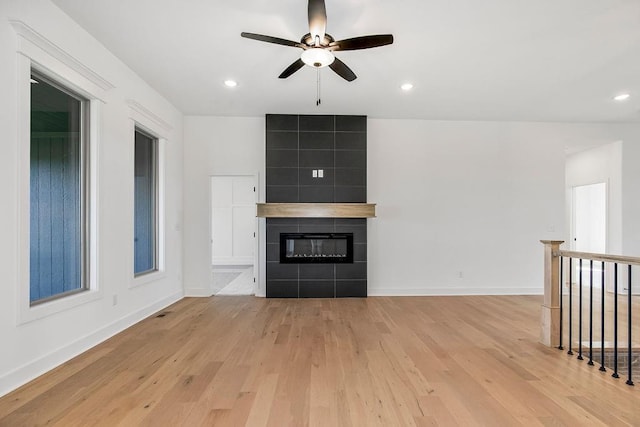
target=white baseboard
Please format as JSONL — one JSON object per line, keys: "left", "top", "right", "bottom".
{"left": 368, "top": 287, "right": 543, "bottom": 296}
{"left": 0, "top": 291, "right": 183, "bottom": 398}
{"left": 184, "top": 287, "right": 214, "bottom": 297}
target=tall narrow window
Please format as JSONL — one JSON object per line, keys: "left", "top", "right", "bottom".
{"left": 30, "top": 71, "right": 88, "bottom": 304}
{"left": 134, "top": 129, "right": 158, "bottom": 275}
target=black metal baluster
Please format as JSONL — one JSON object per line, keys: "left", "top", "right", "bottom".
{"left": 588, "top": 259, "right": 594, "bottom": 366}
{"left": 578, "top": 258, "right": 584, "bottom": 360}
{"left": 559, "top": 256, "right": 564, "bottom": 350}
{"left": 613, "top": 263, "right": 619, "bottom": 379}
{"left": 599, "top": 261, "right": 606, "bottom": 372}
{"left": 568, "top": 258, "right": 574, "bottom": 356}
{"left": 627, "top": 265, "right": 634, "bottom": 386}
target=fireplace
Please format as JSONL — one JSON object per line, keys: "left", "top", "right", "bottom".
{"left": 265, "top": 114, "right": 368, "bottom": 298}
{"left": 280, "top": 233, "right": 353, "bottom": 264}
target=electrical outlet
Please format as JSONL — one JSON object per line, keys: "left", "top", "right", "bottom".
{"left": 318, "top": 169, "right": 324, "bottom": 178}
{"left": 312, "top": 170, "right": 318, "bottom": 178}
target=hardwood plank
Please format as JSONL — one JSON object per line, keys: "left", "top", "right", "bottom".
{"left": 0, "top": 295, "right": 638, "bottom": 426}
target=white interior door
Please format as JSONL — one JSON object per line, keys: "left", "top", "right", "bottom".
{"left": 571, "top": 182, "right": 607, "bottom": 287}
{"left": 211, "top": 176, "right": 256, "bottom": 265}
{"left": 572, "top": 183, "right": 606, "bottom": 253}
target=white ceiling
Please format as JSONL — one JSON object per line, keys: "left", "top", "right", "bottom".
{"left": 51, "top": 0, "right": 640, "bottom": 122}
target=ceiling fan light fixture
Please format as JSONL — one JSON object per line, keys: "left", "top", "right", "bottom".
{"left": 301, "top": 48, "right": 334, "bottom": 68}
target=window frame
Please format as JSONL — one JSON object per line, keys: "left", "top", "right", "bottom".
{"left": 29, "top": 70, "right": 91, "bottom": 306}
{"left": 133, "top": 127, "right": 159, "bottom": 277}
{"left": 15, "top": 25, "right": 107, "bottom": 324}
{"left": 127, "top": 102, "right": 168, "bottom": 288}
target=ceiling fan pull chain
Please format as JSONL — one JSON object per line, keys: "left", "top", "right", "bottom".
{"left": 316, "top": 68, "right": 321, "bottom": 106}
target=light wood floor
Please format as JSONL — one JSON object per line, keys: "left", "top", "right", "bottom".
{"left": 0, "top": 295, "right": 638, "bottom": 426}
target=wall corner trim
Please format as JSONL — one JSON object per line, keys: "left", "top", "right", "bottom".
{"left": 9, "top": 19, "right": 115, "bottom": 92}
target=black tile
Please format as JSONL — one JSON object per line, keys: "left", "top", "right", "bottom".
{"left": 266, "top": 114, "right": 298, "bottom": 131}
{"left": 266, "top": 149, "right": 298, "bottom": 168}
{"left": 353, "top": 243, "right": 367, "bottom": 262}
{"left": 266, "top": 185, "right": 299, "bottom": 203}
{"left": 298, "top": 225, "right": 338, "bottom": 235}
{"left": 299, "top": 150, "right": 334, "bottom": 168}
{"left": 299, "top": 115, "right": 334, "bottom": 131}
{"left": 336, "top": 115, "right": 366, "bottom": 132}
{"left": 335, "top": 168, "right": 366, "bottom": 186}
{"left": 335, "top": 225, "right": 366, "bottom": 243}
{"left": 299, "top": 186, "right": 334, "bottom": 203}
{"left": 336, "top": 262, "right": 367, "bottom": 280}
{"left": 300, "top": 281, "right": 335, "bottom": 298}
{"left": 267, "top": 131, "right": 298, "bottom": 149}
{"left": 299, "top": 264, "right": 335, "bottom": 280}
{"left": 335, "top": 186, "right": 366, "bottom": 203}
{"left": 267, "top": 262, "right": 298, "bottom": 280}
{"left": 267, "top": 218, "right": 299, "bottom": 226}
{"left": 299, "top": 168, "right": 334, "bottom": 186}
{"left": 298, "top": 218, "right": 335, "bottom": 227}
{"left": 267, "top": 225, "right": 299, "bottom": 243}
{"left": 336, "top": 280, "right": 367, "bottom": 297}
{"left": 335, "top": 150, "right": 366, "bottom": 169}
{"left": 300, "top": 132, "right": 334, "bottom": 150}
{"left": 267, "top": 243, "right": 280, "bottom": 262}
{"left": 335, "top": 132, "right": 366, "bottom": 150}
{"left": 335, "top": 218, "right": 366, "bottom": 226}
{"left": 267, "top": 167, "right": 298, "bottom": 186}
{"left": 267, "top": 280, "right": 299, "bottom": 298}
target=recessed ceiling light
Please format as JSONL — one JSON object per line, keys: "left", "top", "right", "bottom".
{"left": 614, "top": 93, "right": 630, "bottom": 101}
{"left": 400, "top": 83, "right": 413, "bottom": 91}
{"left": 224, "top": 80, "right": 238, "bottom": 88}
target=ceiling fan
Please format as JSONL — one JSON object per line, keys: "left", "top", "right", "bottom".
{"left": 241, "top": 0, "right": 393, "bottom": 82}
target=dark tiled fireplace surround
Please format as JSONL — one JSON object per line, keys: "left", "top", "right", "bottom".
{"left": 265, "top": 114, "right": 368, "bottom": 298}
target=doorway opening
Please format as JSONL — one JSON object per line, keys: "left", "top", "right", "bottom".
{"left": 210, "top": 175, "right": 257, "bottom": 295}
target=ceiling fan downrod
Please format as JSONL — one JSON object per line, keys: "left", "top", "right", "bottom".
{"left": 316, "top": 68, "right": 321, "bottom": 106}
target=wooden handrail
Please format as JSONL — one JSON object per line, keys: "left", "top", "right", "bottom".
{"left": 555, "top": 250, "right": 640, "bottom": 266}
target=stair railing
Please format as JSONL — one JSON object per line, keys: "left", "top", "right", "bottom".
{"left": 540, "top": 240, "right": 637, "bottom": 386}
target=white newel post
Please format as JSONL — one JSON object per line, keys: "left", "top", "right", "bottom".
{"left": 540, "top": 240, "right": 564, "bottom": 347}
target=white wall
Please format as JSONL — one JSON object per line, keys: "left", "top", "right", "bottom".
{"left": 182, "top": 116, "right": 264, "bottom": 296}
{"left": 0, "top": 0, "right": 184, "bottom": 396}
{"left": 182, "top": 116, "right": 640, "bottom": 298}
{"left": 367, "top": 119, "right": 640, "bottom": 295}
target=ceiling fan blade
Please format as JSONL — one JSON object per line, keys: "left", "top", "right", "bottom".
{"left": 329, "top": 57, "right": 357, "bottom": 82}
{"left": 241, "top": 32, "right": 304, "bottom": 48}
{"left": 308, "top": 0, "right": 327, "bottom": 43}
{"left": 279, "top": 59, "right": 306, "bottom": 79}
{"left": 329, "top": 34, "right": 394, "bottom": 51}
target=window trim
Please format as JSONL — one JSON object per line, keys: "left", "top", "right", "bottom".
{"left": 16, "top": 46, "right": 103, "bottom": 325}
{"left": 128, "top": 110, "right": 166, "bottom": 288}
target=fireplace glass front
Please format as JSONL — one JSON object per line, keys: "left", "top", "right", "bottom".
{"left": 280, "top": 233, "right": 353, "bottom": 263}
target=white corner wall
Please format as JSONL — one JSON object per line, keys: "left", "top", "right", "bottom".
{"left": 367, "top": 119, "right": 640, "bottom": 295}
{"left": 182, "top": 116, "right": 265, "bottom": 297}
{"left": 0, "top": 0, "right": 184, "bottom": 397}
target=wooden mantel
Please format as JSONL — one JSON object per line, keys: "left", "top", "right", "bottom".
{"left": 256, "top": 203, "right": 376, "bottom": 218}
